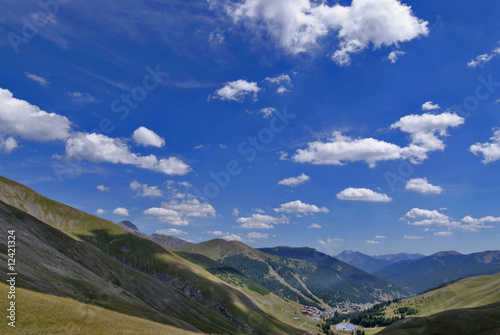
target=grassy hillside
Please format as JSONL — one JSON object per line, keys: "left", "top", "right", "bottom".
{"left": 382, "top": 272, "right": 500, "bottom": 318}
{"left": 0, "top": 283, "right": 200, "bottom": 335}
{"left": 181, "top": 240, "right": 406, "bottom": 306}
{"left": 0, "top": 176, "right": 304, "bottom": 335}
{"left": 376, "top": 301, "right": 500, "bottom": 335}
{"left": 374, "top": 250, "right": 500, "bottom": 294}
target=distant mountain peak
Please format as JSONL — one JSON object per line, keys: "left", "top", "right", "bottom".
{"left": 432, "top": 250, "right": 462, "bottom": 257}
{"left": 119, "top": 220, "right": 139, "bottom": 231}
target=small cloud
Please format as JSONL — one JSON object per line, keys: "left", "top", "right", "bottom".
{"left": 470, "top": 128, "right": 500, "bottom": 164}
{"left": 25, "top": 72, "right": 49, "bottom": 86}
{"left": 307, "top": 223, "right": 322, "bottom": 229}
{"left": 219, "top": 144, "right": 226, "bottom": 149}
{"left": 209, "top": 29, "right": 225, "bottom": 45}
{"left": 278, "top": 173, "right": 310, "bottom": 187}
{"left": 113, "top": 207, "right": 129, "bottom": 216}
{"left": 467, "top": 47, "right": 500, "bottom": 67}
{"left": 194, "top": 144, "right": 205, "bottom": 150}
{"left": 260, "top": 107, "right": 276, "bottom": 118}
{"left": 97, "top": 185, "right": 110, "bottom": 192}
{"left": 68, "top": 91, "right": 97, "bottom": 104}
{"left": 133, "top": 127, "right": 165, "bottom": 148}
{"left": 337, "top": 188, "right": 392, "bottom": 202}
{"left": 246, "top": 232, "right": 269, "bottom": 239}
{"left": 421, "top": 101, "right": 440, "bottom": 111}
{"left": 278, "top": 151, "right": 289, "bottom": 160}
{"left": 406, "top": 178, "right": 443, "bottom": 195}
{"left": 232, "top": 208, "right": 240, "bottom": 216}
{"left": 213, "top": 79, "right": 260, "bottom": 102}
{"left": 274, "top": 200, "right": 329, "bottom": 215}
{"left": 434, "top": 231, "right": 452, "bottom": 237}
{"left": 96, "top": 209, "right": 106, "bottom": 215}
{"left": 155, "top": 228, "right": 188, "bottom": 236}
{"left": 366, "top": 240, "right": 380, "bottom": 245}
{"left": 386, "top": 51, "right": 406, "bottom": 63}
{"left": 265, "top": 74, "right": 292, "bottom": 94}
{"left": 319, "top": 237, "right": 344, "bottom": 245}
{"left": 404, "top": 234, "right": 424, "bottom": 240}
{"left": 374, "top": 235, "right": 387, "bottom": 239}
{"left": 222, "top": 234, "right": 243, "bottom": 241}
{"left": 206, "top": 230, "right": 226, "bottom": 237}
{"left": 236, "top": 213, "right": 288, "bottom": 229}
{"left": 130, "top": 180, "right": 163, "bottom": 197}
{"left": 0, "top": 136, "right": 18, "bottom": 153}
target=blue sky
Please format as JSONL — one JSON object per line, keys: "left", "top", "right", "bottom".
{"left": 1, "top": 0, "right": 500, "bottom": 256}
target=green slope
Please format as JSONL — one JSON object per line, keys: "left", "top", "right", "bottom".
{"left": 382, "top": 272, "right": 500, "bottom": 318}
{"left": 0, "top": 283, "right": 200, "bottom": 335}
{"left": 374, "top": 250, "right": 500, "bottom": 294}
{"left": 0, "top": 176, "right": 304, "bottom": 335}
{"left": 376, "top": 301, "right": 500, "bottom": 335}
{"left": 180, "top": 240, "right": 406, "bottom": 306}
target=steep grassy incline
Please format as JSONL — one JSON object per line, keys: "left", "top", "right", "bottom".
{"left": 0, "top": 283, "right": 200, "bottom": 335}
{"left": 382, "top": 272, "right": 500, "bottom": 318}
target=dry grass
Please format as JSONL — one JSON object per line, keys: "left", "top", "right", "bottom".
{"left": 0, "top": 283, "right": 202, "bottom": 335}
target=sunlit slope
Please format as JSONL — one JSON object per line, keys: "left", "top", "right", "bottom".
{"left": 382, "top": 272, "right": 500, "bottom": 318}
{"left": 0, "top": 283, "right": 201, "bottom": 335}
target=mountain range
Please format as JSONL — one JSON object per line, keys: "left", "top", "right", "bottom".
{"left": 374, "top": 250, "right": 500, "bottom": 294}
{"left": 335, "top": 250, "right": 425, "bottom": 273}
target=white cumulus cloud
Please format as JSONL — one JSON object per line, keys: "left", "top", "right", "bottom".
{"left": 143, "top": 207, "right": 188, "bottom": 226}
{"left": 0, "top": 87, "right": 71, "bottom": 142}
{"left": 387, "top": 50, "right": 406, "bottom": 63}
{"left": 130, "top": 180, "right": 163, "bottom": 197}
{"left": 470, "top": 129, "right": 500, "bottom": 164}
{"left": 421, "top": 101, "right": 440, "bottom": 111}
{"left": 274, "top": 200, "right": 329, "bottom": 215}
{"left": 155, "top": 228, "right": 188, "bottom": 236}
{"left": 401, "top": 208, "right": 500, "bottom": 232}
{"left": 236, "top": 214, "right": 288, "bottom": 229}
{"left": 366, "top": 240, "right": 380, "bottom": 245}
{"left": 337, "top": 188, "right": 392, "bottom": 202}
{"left": 405, "top": 178, "right": 442, "bottom": 195}
{"left": 278, "top": 173, "right": 310, "bottom": 187}
{"left": 293, "top": 131, "right": 402, "bottom": 168}
{"left": 113, "top": 207, "right": 129, "bottom": 216}
{"left": 97, "top": 185, "right": 110, "bottom": 192}
{"left": 225, "top": 0, "right": 428, "bottom": 65}
{"left": 96, "top": 209, "right": 106, "bottom": 215}
{"left": 58, "top": 132, "right": 191, "bottom": 175}
{"left": 0, "top": 136, "right": 18, "bottom": 153}
{"left": 293, "top": 112, "right": 464, "bottom": 167}
{"left": 214, "top": 79, "right": 260, "bottom": 102}
{"left": 133, "top": 127, "right": 165, "bottom": 148}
